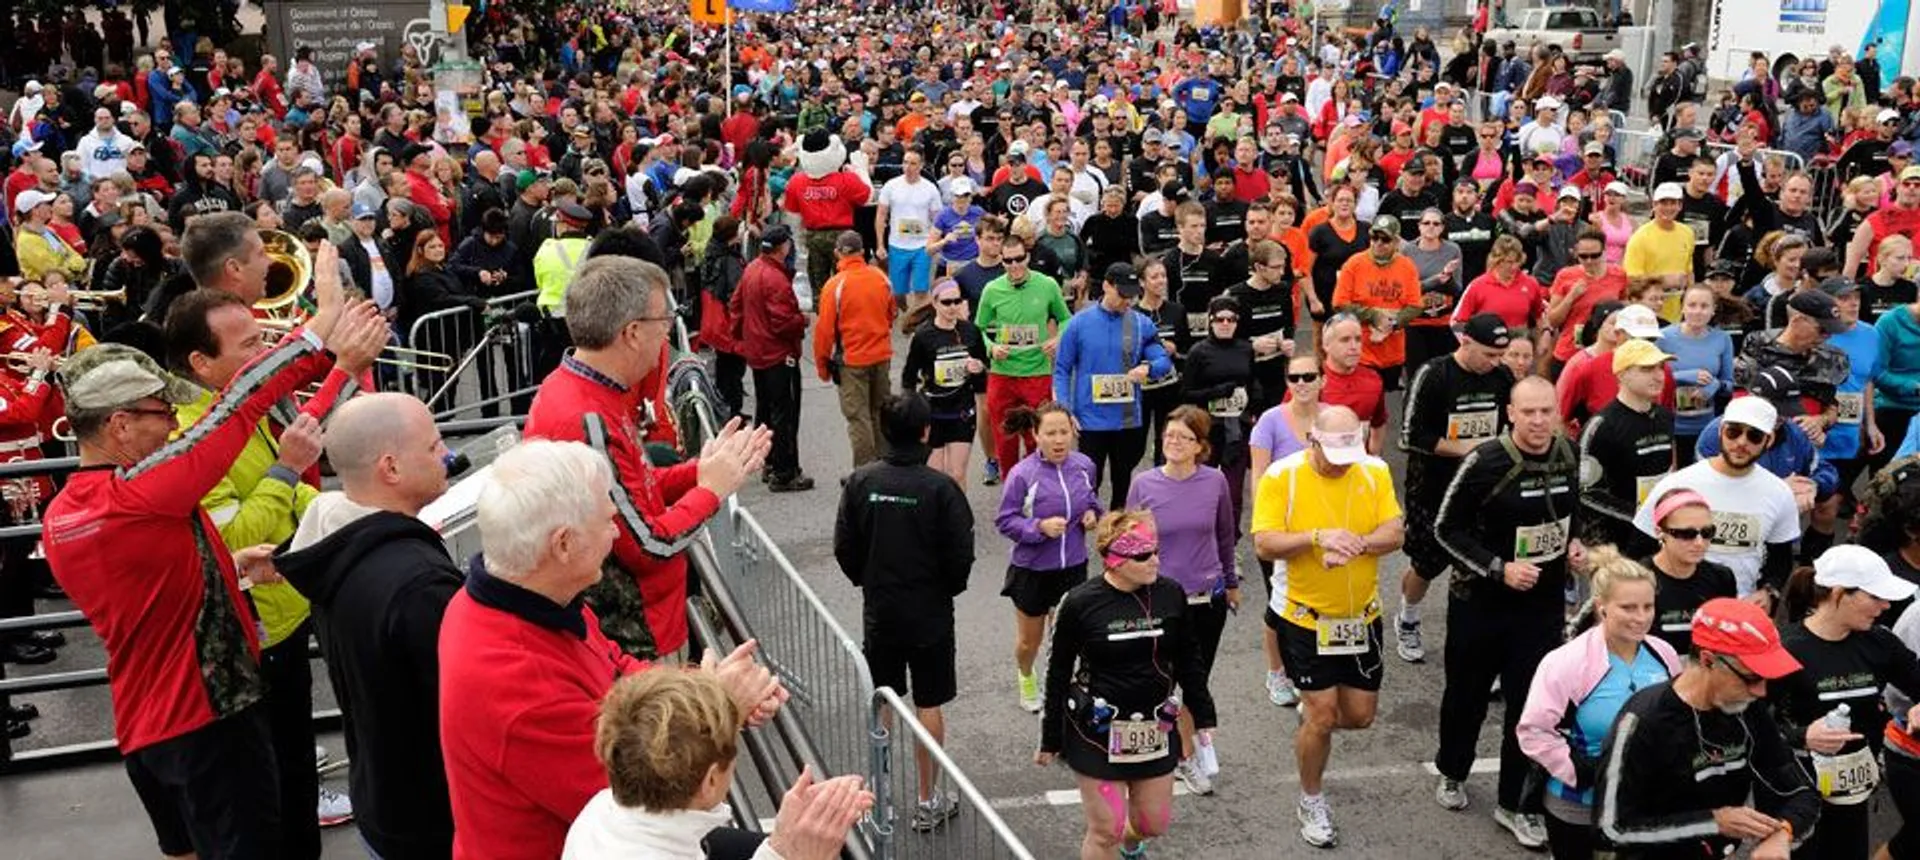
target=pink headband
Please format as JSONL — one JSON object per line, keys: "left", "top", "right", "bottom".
{"left": 1653, "top": 488, "right": 1711, "bottom": 525}
{"left": 1103, "top": 522, "right": 1157, "bottom": 568}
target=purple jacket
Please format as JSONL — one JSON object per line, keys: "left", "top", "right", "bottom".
{"left": 994, "top": 450, "right": 1103, "bottom": 572}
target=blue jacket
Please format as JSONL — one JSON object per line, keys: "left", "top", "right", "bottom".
{"left": 1052, "top": 304, "right": 1173, "bottom": 432}
{"left": 994, "top": 451, "right": 1103, "bottom": 572}
{"left": 1780, "top": 108, "right": 1835, "bottom": 162}
{"left": 1876, "top": 307, "right": 1920, "bottom": 412}
{"left": 1696, "top": 415, "right": 1838, "bottom": 497}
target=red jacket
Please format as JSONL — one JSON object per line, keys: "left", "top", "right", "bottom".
{"left": 730, "top": 255, "right": 807, "bottom": 369}
{"left": 43, "top": 337, "right": 333, "bottom": 752}
{"left": 406, "top": 169, "right": 453, "bottom": 245}
{"left": 253, "top": 70, "right": 286, "bottom": 119}
{"left": 524, "top": 357, "right": 714, "bottom": 654}
{"left": 437, "top": 574, "right": 646, "bottom": 860}
{"left": 781, "top": 169, "right": 870, "bottom": 230}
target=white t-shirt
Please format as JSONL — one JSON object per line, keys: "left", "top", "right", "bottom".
{"left": 360, "top": 237, "right": 395, "bottom": 311}
{"left": 1633, "top": 460, "right": 1802, "bottom": 595}
{"left": 878, "top": 175, "right": 943, "bottom": 251}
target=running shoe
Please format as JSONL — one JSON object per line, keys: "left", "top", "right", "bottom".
{"left": 1176, "top": 758, "right": 1214, "bottom": 795}
{"left": 1268, "top": 671, "right": 1300, "bottom": 707}
{"left": 909, "top": 792, "right": 960, "bottom": 832}
{"left": 1494, "top": 807, "right": 1548, "bottom": 850}
{"left": 1118, "top": 841, "right": 1148, "bottom": 859}
{"left": 1434, "top": 777, "right": 1469, "bottom": 811}
{"left": 982, "top": 458, "right": 1001, "bottom": 486}
{"left": 317, "top": 786, "right": 355, "bottom": 828}
{"left": 1395, "top": 617, "right": 1426, "bottom": 663}
{"left": 1017, "top": 671, "right": 1041, "bottom": 713}
{"left": 1297, "top": 797, "right": 1338, "bottom": 848}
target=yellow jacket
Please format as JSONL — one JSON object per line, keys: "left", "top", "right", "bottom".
{"left": 534, "top": 236, "right": 591, "bottom": 312}
{"left": 14, "top": 228, "right": 89, "bottom": 283}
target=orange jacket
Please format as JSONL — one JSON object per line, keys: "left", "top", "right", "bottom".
{"left": 812, "top": 256, "right": 897, "bottom": 380}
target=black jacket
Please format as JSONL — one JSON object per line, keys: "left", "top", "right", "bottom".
{"left": 449, "top": 233, "right": 523, "bottom": 299}
{"left": 399, "top": 265, "right": 484, "bottom": 335}
{"left": 276, "top": 508, "right": 462, "bottom": 860}
{"left": 833, "top": 444, "right": 975, "bottom": 645}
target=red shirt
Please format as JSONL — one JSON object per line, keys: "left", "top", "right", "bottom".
{"left": 1865, "top": 205, "right": 1920, "bottom": 275}
{"left": 1453, "top": 270, "right": 1547, "bottom": 331}
{"left": 1547, "top": 264, "right": 1628, "bottom": 361}
{"left": 253, "top": 70, "right": 286, "bottom": 118}
{"left": 43, "top": 339, "right": 332, "bottom": 752}
{"left": 523, "top": 358, "right": 716, "bottom": 655}
{"left": 1555, "top": 348, "right": 1678, "bottom": 434}
{"left": 782, "top": 169, "right": 872, "bottom": 229}
{"left": 1231, "top": 166, "right": 1270, "bottom": 203}
{"left": 438, "top": 578, "right": 645, "bottom": 860}
{"left": 1319, "top": 361, "right": 1388, "bottom": 429}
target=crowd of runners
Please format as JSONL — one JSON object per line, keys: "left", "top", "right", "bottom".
{"left": 5, "top": 0, "right": 1920, "bottom": 858}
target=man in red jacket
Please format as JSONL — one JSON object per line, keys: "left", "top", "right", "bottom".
{"left": 401, "top": 143, "right": 453, "bottom": 246}
{"left": 731, "top": 224, "right": 814, "bottom": 491}
{"left": 438, "top": 438, "right": 784, "bottom": 860}
{"left": 525, "top": 256, "right": 769, "bottom": 660}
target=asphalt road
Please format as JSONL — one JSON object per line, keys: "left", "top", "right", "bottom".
{"left": 0, "top": 321, "right": 1902, "bottom": 858}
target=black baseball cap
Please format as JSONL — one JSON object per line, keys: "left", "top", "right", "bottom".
{"left": 1105, "top": 262, "right": 1142, "bottom": 298}
{"left": 1462, "top": 312, "right": 1512, "bottom": 348}
{"left": 760, "top": 223, "right": 794, "bottom": 251}
{"left": 1787, "top": 289, "right": 1848, "bottom": 333}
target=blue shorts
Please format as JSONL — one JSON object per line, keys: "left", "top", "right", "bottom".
{"left": 888, "top": 245, "right": 933, "bottom": 295}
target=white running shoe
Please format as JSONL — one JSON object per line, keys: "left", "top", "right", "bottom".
{"left": 1297, "top": 797, "right": 1338, "bottom": 848}
{"left": 1194, "top": 739, "right": 1220, "bottom": 778}
{"left": 317, "top": 786, "right": 354, "bottom": 827}
{"left": 1016, "top": 671, "right": 1041, "bottom": 713}
{"left": 1396, "top": 618, "right": 1425, "bottom": 663}
{"left": 1434, "top": 777, "right": 1469, "bottom": 811}
{"left": 1268, "top": 672, "right": 1300, "bottom": 707}
{"left": 1175, "top": 758, "right": 1214, "bottom": 795}
{"left": 909, "top": 792, "right": 960, "bottom": 832}
{"left": 1495, "top": 808, "right": 1548, "bottom": 850}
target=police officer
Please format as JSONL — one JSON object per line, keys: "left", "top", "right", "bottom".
{"left": 1393, "top": 313, "right": 1516, "bottom": 663}
{"left": 1430, "top": 376, "right": 1581, "bottom": 850}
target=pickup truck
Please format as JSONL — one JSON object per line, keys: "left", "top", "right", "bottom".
{"left": 1485, "top": 6, "right": 1622, "bottom": 62}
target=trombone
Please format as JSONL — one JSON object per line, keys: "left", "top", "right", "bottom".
{"left": 257, "top": 319, "right": 456, "bottom": 373}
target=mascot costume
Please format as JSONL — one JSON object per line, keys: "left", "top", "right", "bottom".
{"left": 780, "top": 131, "right": 872, "bottom": 304}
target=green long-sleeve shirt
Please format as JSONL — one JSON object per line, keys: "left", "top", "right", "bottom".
{"left": 974, "top": 271, "right": 1072, "bottom": 378}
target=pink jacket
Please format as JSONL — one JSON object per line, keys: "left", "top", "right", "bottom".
{"left": 1517, "top": 627, "right": 1683, "bottom": 789}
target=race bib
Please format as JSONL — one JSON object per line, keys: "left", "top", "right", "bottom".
{"left": 1836, "top": 392, "right": 1864, "bottom": 425}
{"left": 1187, "top": 311, "right": 1209, "bottom": 337}
{"left": 1636, "top": 474, "right": 1664, "bottom": 505}
{"left": 1674, "top": 385, "right": 1712, "bottom": 417}
{"left": 895, "top": 217, "right": 928, "bottom": 238}
{"left": 1107, "top": 718, "right": 1170, "bottom": 764}
{"left": 1683, "top": 214, "right": 1712, "bottom": 246}
{"left": 1208, "top": 386, "right": 1248, "bottom": 418}
{"left": 1710, "top": 511, "right": 1761, "bottom": 552}
{"left": 932, "top": 357, "right": 970, "bottom": 387}
{"left": 1002, "top": 323, "right": 1041, "bottom": 347}
{"left": 1814, "top": 748, "right": 1879, "bottom": 804}
{"left": 1446, "top": 409, "right": 1499, "bottom": 442}
{"left": 1090, "top": 374, "right": 1136, "bottom": 404}
{"left": 1186, "top": 590, "right": 1214, "bottom": 606}
{"left": 1315, "top": 615, "right": 1370, "bottom": 656}
{"left": 1514, "top": 518, "right": 1571, "bottom": 564}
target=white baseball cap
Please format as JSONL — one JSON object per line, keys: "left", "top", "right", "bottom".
{"left": 1614, "top": 304, "right": 1662, "bottom": 339}
{"left": 1724, "top": 396, "right": 1779, "bottom": 432}
{"left": 1311, "top": 426, "right": 1370, "bottom": 466}
{"left": 1879, "top": 108, "right": 1902, "bottom": 124}
{"left": 1604, "top": 180, "right": 1632, "bottom": 197}
{"left": 1813, "top": 545, "right": 1919, "bottom": 602}
{"left": 13, "top": 188, "right": 53, "bottom": 215}
{"left": 950, "top": 177, "right": 976, "bottom": 196}
{"left": 1652, "top": 182, "right": 1685, "bottom": 202}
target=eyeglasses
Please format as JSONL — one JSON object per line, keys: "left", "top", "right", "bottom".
{"left": 1663, "top": 525, "right": 1717, "bottom": 542}
{"left": 1723, "top": 424, "right": 1769, "bottom": 445}
{"left": 1371, "top": 234, "right": 1397, "bottom": 243}
{"left": 937, "top": 297, "right": 966, "bottom": 306}
{"left": 1287, "top": 372, "right": 1321, "bottom": 383}
{"left": 1714, "top": 656, "right": 1765, "bottom": 686}
{"left": 1575, "top": 251, "right": 1604, "bottom": 261}
{"left": 1114, "top": 548, "right": 1160, "bottom": 563}
{"left": 1211, "top": 313, "right": 1239, "bottom": 323}
{"left": 120, "top": 407, "right": 177, "bottom": 421}
{"left": 628, "top": 314, "right": 676, "bottom": 327}
{"left": 1002, "top": 254, "right": 1029, "bottom": 263}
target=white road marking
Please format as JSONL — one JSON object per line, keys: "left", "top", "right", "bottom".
{"left": 988, "top": 759, "right": 1502, "bottom": 810}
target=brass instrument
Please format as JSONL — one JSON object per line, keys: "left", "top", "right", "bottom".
{"left": 258, "top": 230, "right": 312, "bottom": 320}
{"left": 21, "top": 285, "right": 127, "bottom": 310}
{"left": 257, "top": 319, "right": 456, "bottom": 373}
{"left": 2, "top": 352, "right": 62, "bottom": 374}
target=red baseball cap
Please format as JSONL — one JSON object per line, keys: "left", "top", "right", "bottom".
{"left": 1691, "top": 598, "right": 1801, "bottom": 679}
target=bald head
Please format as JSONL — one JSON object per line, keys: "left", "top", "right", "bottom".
{"left": 1511, "top": 375, "right": 1556, "bottom": 407}
{"left": 1314, "top": 404, "right": 1361, "bottom": 435}
{"left": 327, "top": 393, "right": 430, "bottom": 482}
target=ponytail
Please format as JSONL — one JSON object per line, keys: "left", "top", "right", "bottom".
{"left": 1781, "top": 565, "right": 1826, "bottom": 623}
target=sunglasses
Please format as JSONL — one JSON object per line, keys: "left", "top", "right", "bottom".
{"left": 1371, "top": 233, "right": 1397, "bottom": 242}
{"left": 1003, "top": 254, "right": 1028, "bottom": 263}
{"left": 1663, "top": 525, "right": 1717, "bottom": 542}
{"left": 1575, "top": 251, "right": 1604, "bottom": 261}
{"left": 1114, "top": 547, "right": 1160, "bottom": 562}
{"left": 1212, "top": 313, "right": 1239, "bottom": 323}
{"left": 937, "top": 297, "right": 965, "bottom": 306}
{"left": 1287, "top": 372, "right": 1321, "bottom": 383}
{"left": 1724, "top": 424, "right": 1770, "bottom": 445}
{"left": 1714, "top": 656, "right": 1765, "bottom": 685}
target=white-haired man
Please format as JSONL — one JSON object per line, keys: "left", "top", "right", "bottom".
{"left": 277, "top": 393, "right": 462, "bottom": 858}
{"left": 438, "top": 440, "right": 786, "bottom": 860}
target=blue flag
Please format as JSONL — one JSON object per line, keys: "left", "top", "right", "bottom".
{"left": 729, "top": 0, "right": 795, "bottom": 11}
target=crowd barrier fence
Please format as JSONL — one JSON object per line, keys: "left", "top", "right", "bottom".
{"left": 396, "top": 289, "right": 542, "bottom": 419}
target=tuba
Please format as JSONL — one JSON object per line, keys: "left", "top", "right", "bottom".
{"left": 257, "top": 230, "right": 312, "bottom": 320}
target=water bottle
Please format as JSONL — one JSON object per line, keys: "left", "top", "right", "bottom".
{"left": 1156, "top": 696, "right": 1181, "bottom": 734}
{"left": 1090, "top": 697, "right": 1115, "bottom": 734}
{"left": 1823, "top": 704, "right": 1852, "bottom": 733}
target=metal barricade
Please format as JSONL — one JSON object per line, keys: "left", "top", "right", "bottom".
{"left": 868, "top": 688, "right": 1037, "bottom": 860}
{"left": 1612, "top": 128, "right": 1665, "bottom": 193}
{"left": 400, "top": 290, "right": 541, "bottom": 419}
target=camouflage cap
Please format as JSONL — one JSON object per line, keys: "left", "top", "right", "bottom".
{"left": 62, "top": 344, "right": 200, "bottom": 411}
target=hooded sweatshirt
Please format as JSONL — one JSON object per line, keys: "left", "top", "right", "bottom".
{"left": 276, "top": 492, "right": 463, "bottom": 859}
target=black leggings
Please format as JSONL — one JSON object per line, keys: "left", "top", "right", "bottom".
{"left": 1887, "top": 751, "right": 1920, "bottom": 859}
{"left": 1436, "top": 594, "right": 1559, "bottom": 812}
{"left": 1544, "top": 809, "right": 1596, "bottom": 860}
{"left": 1795, "top": 799, "right": 1868, "bottom": 860}
{"left": 1080, "top": 425, "right": 1149, "bottom": 510}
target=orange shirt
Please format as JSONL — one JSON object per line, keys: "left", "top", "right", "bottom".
{"left": 1275, "top": 225, "right": 1311, "bottom": 281}
{"left": 1300, "top": 205, "right": 1332, "bottom": 238}
{"left": 1331, "top": 252, "right": 1422, "bottom": 369}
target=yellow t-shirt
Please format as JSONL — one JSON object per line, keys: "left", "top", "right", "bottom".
{"left": 1250, "top": 451, "right": 1403, "bottom": 629}
{"left": 1622, "top": 221, "right": 1695, "bottom": 281}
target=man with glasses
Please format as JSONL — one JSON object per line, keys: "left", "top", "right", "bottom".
{"left": 1395, "top": 314, "right": 1516, "bottom": 664}
{"left": 976, "top": 232, "right": 1073, "bottom": 479}
{"left": 1593, "top": 597, "right": 1813, "bottom": 860}
{"left": 1251, "top": 406, "right": 1405, "bottom": 848}
{"left": 1228, "top": 239, "right": 1298, "bottom": 419}
{"left": 43, "top": 281, "right": 385, "bottom": 860}
{"left": 1545, "top": 228, "right": 1630, "bottom": 375}
{"left": 1635, "top": 395, "right": 1803, "bottom": 606}
{"left": 528, "top": 256, "right": 773, "bottom": 663}
{"left": 1844, "top": 164, "right": 1920, "bottom": 278}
